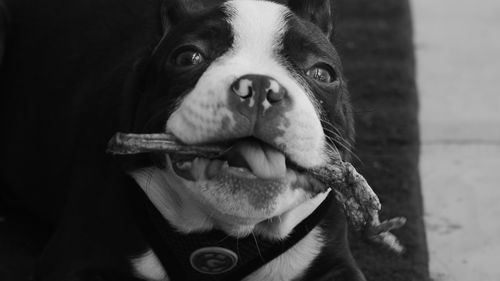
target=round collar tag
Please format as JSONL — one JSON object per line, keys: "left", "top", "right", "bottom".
{"left": 190, "top": 247, "right": 238, "bottom": 274}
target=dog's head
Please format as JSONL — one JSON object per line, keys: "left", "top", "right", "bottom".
{"left": 131, "top": 0, "right": 353, "bottom": 239}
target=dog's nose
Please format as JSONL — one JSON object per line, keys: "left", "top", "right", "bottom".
{"left": 231, "top": 74, "right": 286, "bottom": 103}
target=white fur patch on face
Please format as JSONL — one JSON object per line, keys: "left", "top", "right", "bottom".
{"left": 166, "top": 0, "right": 327, "bottom": 168}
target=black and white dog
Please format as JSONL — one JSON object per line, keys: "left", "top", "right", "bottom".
{"left": 1, "top": 0, "right": 366, "bottom": 280}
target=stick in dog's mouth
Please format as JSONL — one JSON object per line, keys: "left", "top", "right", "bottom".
{"left": 107, "top": 132, "right": 407, "bottom": 253}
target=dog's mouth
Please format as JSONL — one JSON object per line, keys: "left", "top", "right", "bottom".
{"left": 171, "top": 138, "right": 290, "bottom": 182}
{"left": 164, "top": 138, "right": 327, "bottom": 235}
{"left": 109, "top": 133, "right": 328, "bottom": 237}
{"left": 108, "top": 132, "right": 327, "bottom": 199}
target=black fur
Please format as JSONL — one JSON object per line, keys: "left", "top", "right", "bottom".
{"left": 134, "top": 4, "right": 234, "bottom": 133}
{"left": 281, "top": 13, "right": 354, "bottom": 159}
{"left": 1, "top": 0, "right": 363, "bottom": 280}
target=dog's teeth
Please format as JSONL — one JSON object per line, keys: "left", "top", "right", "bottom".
{"left": 176, "top": 161, "right": 192, "bottom": 169}
{"left": 206, "top": 159, "right": 227, "bottom": 179}
{"left": 191, "top": 157, "right": 210, "bottom": 180}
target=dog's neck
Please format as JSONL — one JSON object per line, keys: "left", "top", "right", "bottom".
{"left": 130, "top": 164, "right": 330, "bottom": 239}
{"left": 129, "top": 165, "right": 332, "bottom": 281}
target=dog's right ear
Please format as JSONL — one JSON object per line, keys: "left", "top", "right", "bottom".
{"left": 161, "top": 0, "right": 221, "bottom": 33}
{"left": 161, "top": 0, "right": 189, "bottom": 33}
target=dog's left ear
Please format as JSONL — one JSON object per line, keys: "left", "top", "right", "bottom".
{"left": 286, "top": 0, "right": 335, "bottom": 38}
{"left": 161, "top": 0, "right": 191, "bottom": 33}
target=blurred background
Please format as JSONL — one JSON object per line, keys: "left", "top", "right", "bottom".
{"left": 413, "top": 0, "right": 500, "bottom": 280}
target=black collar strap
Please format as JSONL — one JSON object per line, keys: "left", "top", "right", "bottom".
{"left": 129, "top": 184, "right": 333, "bottom": 281}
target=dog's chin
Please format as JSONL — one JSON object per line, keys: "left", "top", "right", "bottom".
{"left": 163, "top": 143, "right": 327, "bottom": 239}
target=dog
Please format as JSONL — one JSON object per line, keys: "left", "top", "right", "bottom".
{"left": 0, "top": 0, "right": 366, "bottom": 280}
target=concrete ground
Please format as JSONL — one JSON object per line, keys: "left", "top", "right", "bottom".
{"left": 413, "top": 0, "right": 500, "bottom": 280}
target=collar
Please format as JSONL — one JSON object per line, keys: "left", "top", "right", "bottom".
{"left": 128, "top": 182, "right": 334, "bottom": 281}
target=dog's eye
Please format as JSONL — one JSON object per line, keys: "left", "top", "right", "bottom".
{"left": 306, "top": 64, "right": 336, "bottom": 83}
{"left": 173, "top": 49, "right": 205, "bottom": 66}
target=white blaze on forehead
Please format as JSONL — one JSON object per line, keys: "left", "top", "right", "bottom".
{"left": 225, "top": 0, "right": 288, "bottom": 62}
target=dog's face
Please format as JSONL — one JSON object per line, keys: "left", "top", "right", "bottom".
{"left": 132, "top": 0, "right": 353, "bottom": 239}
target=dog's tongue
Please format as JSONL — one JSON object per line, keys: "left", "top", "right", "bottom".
{"left": 228, "top": 140, "right": 286, "bottom": 179}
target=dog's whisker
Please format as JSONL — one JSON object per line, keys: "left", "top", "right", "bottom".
{"left": 321, "top": 124, "right": 351, "bottom": 146}
{"left": 251, "top": 231, "right": 264, "bottom": 262}
{"left": 236, "top": 238, "right": 241, "bottom": 257}
{"left": 324, "top": 136, "right": 340, "bottom": 154}
{"left": 321, "top": 120, "right": 348, "bottom": 139}
{"left": 325, "top": 134, "right": 353, "bottom": 156}
{"left": 320, "top": 121, "right": 353, "bottom": 147}
{"left": 215, "top": 235, "right": 232, "bottom": 245}
{"left": 145, "top": 168, "right": 155, "bottom": 193}
{"left": 320, "top": 124, "right": 360, "bottom": 161}
{"left": 323, "top": 132, "right": 354, "bottom": 157}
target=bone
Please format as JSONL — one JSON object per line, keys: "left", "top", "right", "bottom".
{"left": 106, "top": 133, "right": 227, "bottom": 158}
{"left": 306, "top": 163, "right": 406, "bottom": 253}
{"left": 107, "top": 132, "right": 406, "bottom": 253}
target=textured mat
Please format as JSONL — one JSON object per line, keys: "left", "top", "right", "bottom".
{"left": 335, "top": 0, "right": 430, "bottom": 280}
{"left": 0, "top": 0, "right": 429, "bottom": 280}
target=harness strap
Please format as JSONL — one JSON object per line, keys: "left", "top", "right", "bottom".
{"left": 129, "top": 183, "right": 333, "bottom": 281}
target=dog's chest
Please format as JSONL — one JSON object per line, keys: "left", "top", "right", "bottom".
{"left": 131, "top": 227, "right": 324, "bottom": 281}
